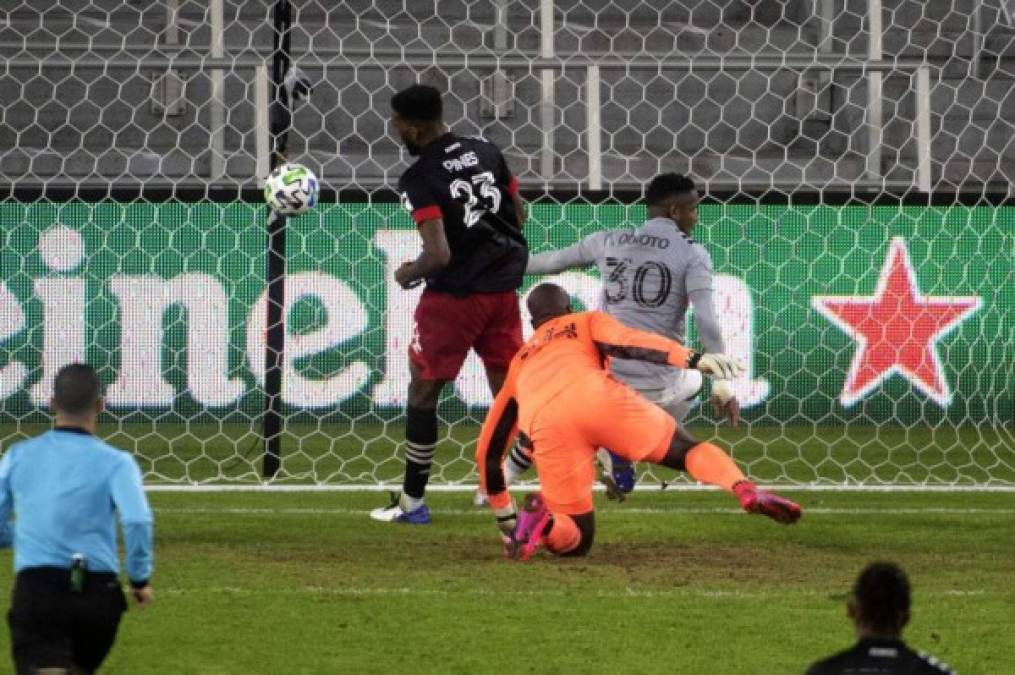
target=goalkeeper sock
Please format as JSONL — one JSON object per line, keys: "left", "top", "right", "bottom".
{"left": 544, "top": 514, "right": 581, "bottom": 555}
{"left": 684, "top": 442, "right": 747, "bottom": 492}
{"left": 402, "top": 406, "right": 437, "bottom": 502}
{"left": 503, "top": 443, "right": 533, "bottom": 485}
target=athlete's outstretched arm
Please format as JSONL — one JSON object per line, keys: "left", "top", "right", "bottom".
{"left": 685, "top": 248, "right": 740, "bottom": 422}
{"left": 475, "top": 361, "right": 521, "bottom": 533}
{"left": 688, "top": 287, "right": 726, "bottom": 355}
{"left": 685, "top": 247, "right": 726, "bottom": 354}
{"left": 526, "top": 232, "right": 604, "bottom": 275}
{"left": 588, "top": 311, "right": 695, "bottom": 368}
{"left": 588, "top": 311, "right": 743, "bottom": 379}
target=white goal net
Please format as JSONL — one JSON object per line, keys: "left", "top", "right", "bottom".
{"left": 1, "top": 0, "right": 1012, "bottom": 488}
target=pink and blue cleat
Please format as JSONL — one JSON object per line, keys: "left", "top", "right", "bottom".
{"left": 505, "top": 493, "right": 551, "bottom": 561}
{"left": 734, "top": 481, "right": 802, "bottom": 524}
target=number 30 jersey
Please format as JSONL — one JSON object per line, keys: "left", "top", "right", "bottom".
{"left": 527, "top": 217, "right": 720, "bottom": 390}
{"left": 398, "top": 132, "right": 528, "bottom": 296}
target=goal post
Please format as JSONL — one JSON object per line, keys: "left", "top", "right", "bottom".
{"left": 0, "top": 0, "right": 1012, "bottom": 489}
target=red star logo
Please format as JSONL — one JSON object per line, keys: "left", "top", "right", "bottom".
{"left": 812, "top": 238, "right": 981, "bottom": 407}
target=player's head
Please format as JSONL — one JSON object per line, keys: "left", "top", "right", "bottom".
{"left": 645, "top": 173, "right": 699, "bottom": 233}
{"left": 390, "top": 84, "right": 444, "bottom": 156}
{"left": 527, "top": 283, "right": 572, "bottom": 328}
{"left": 50, "top": 362, "right": 104, "bottom": 422}
{"left": 848, "top": 562, "right": 911, "bottom": 638}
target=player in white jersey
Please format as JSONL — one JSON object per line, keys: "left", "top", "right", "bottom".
{"left": 512, "top": 173, "right": 740, "bottom": 497}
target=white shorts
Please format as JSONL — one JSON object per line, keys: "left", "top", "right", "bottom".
{"left": 635, "top": 370, "right": 703, "bottom": 424}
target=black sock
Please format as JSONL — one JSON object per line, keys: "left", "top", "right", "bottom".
{"left": 402, "top": 406, "right": 438, "bottom": 500}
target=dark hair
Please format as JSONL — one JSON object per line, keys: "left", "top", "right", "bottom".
{"left": 52, "top": 363, "right": 103, "bottom": 415}
{"left": 645, "top": 173, "right": 697, "bottom": 207}
{"left": 391, "top": 84, "right": 443, "bottom": 122}
{"left": 852, "top": 562, "right": 911, "bottom": 633}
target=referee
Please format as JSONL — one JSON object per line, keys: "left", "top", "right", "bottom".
{"left": 0, "top": 363, "right": 154, "bottom": 675}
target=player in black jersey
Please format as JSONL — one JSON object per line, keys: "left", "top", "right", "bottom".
{"left": 371, "top": 84, "right": 528, "bottom": 524}
{"left": 806, "top": 562, "right": 955, "bottom": 675}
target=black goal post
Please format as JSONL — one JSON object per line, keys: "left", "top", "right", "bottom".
{"left": 262, "top": 0, "right": 292, "bottom": 478}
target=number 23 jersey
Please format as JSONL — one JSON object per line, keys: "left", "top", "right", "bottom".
{"left": 398, "top": 132, "right": 528, "bottom": 296}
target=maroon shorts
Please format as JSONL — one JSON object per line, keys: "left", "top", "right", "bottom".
{"left": 409, "top": 289, "right": 523, "bottom": 380}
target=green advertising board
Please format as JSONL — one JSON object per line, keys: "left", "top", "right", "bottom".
{"left": 0, "top": 201, "right": 1011, "bottom": 428}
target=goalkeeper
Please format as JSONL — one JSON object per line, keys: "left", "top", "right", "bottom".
{"left": 513, "top": 173, "right": 738, "bottom": 498}
{"left": 476, "top": 284, "right": 800, "bottom": 560}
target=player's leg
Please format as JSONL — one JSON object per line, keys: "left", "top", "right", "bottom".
{"left": 598, "top": 371, "right": 704, "bottom": 499}
{"left": 655, "top": 369, "right": 704, "bottom": 426}
{"left": 370, "top": 364, "right": 450, "bottom": 523}
{"left": 586, "top": 377, "right": 800, "bottom": 524}
{"left": 9, "top": 571, "right": 75, "bottom": 675}
{"left": 509, "top": 406, "right": 599, "bottom": 560}
{"left": 69, "top": 574, "right": 127, "bottom": 675}
{"left": 650, "top": 428, "right": 801, "bottom": 524}
{"left": 510, "top": 492, "right": 595, "bottom": 560}
{"left": 371, "top": 290, "right": 476, "bottom": 524}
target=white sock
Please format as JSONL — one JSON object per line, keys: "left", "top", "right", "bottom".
{"left": 399, "top": 492, "right": 424, "bottom": 512}
{"left": 503, "top": 444, "right": 533, "bottom": 485}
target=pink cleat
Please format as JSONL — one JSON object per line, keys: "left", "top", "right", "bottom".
{"left": 507, "top": 493, "right": 551, "bottom": 561}
{"left": 734, "top": 481, "right": 802, "bottom": 524}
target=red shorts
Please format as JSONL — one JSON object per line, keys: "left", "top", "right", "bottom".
{"left": 409, "top": 289, "right": 523, "bottom": 380}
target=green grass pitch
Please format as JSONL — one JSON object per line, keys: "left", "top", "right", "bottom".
{"left": 0, "top": 422, "right": 1011, "bottom": 672}
{"left": 1, "top": 490, "right": 1012, "bottom": 673}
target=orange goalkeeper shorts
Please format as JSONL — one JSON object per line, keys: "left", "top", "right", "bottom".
{"left": 525, "top": 373, "right": 676, "bottom": 515}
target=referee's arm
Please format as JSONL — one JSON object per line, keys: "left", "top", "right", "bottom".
{"left": 0, "top": 448, "right": 14, "bottom": 548}
{"left": 111, "top": 454, "right": 154, "bottom": 605}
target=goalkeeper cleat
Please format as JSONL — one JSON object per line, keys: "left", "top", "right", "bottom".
{"left": 508, "top": 492, "right": 550, "bottom": 561}
{"left": 369, "top": 492, "right": 432, "bottom": 525}
{"left": 733, "top": 481, "right": 801, "bottom": 524}
{"left": 597, "top": 449, "right": 635, "bottom": 500}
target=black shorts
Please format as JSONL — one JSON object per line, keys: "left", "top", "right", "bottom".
{"left": 8, "top": 567, "right": 127, "bottom": 675}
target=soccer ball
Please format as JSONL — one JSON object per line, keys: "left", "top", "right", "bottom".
{"left": 264, "top": 163, "right": 319, "bottom": 216}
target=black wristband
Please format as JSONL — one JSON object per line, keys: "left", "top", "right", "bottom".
{"left": 129, "top": 579, "right": 149, "bottom": 590}
{"left": 687, "top": 351, "right": 703, "bottom": 370}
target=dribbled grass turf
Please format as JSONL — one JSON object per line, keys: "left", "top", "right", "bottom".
{"left": 1, "top": 491, "right": 1011, "bottom": 674}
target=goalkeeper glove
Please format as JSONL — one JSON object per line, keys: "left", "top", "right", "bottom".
{"left": 711, "top": 379, "right": 735, "bottom": 404}
{"left": 710, "top": 379, "right": 741, "bottom": 428}
{"left": 494, "top": 502, "right": 518, "bottom": 539}
{"left": 689, "top": 352, "right": 745, "bottom": 380}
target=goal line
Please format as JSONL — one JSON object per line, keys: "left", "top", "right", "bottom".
{"left": 144, "top": 483, "right": 1015, "bottom": 493}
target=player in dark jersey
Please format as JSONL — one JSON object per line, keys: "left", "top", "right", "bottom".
{"left": 370, "top": 84, "right": 528, "bottom": 525}
{"left": 806, "top": 562, "right": 955, "bottom": 675}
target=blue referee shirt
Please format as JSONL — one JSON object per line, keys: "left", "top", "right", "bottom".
{"left": 0, "top": 427, "right": 154, "bottom": 585}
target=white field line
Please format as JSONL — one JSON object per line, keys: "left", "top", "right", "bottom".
{"left": 145, "top": 484, "right": 1015, "bottom": 493}
{"left": 154, "top": 506, "right": 1015, "bottom": 516}
{"left": 154, "top": 585, "right": 988, "bottom": 600}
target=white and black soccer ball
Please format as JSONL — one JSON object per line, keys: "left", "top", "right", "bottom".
{"left": 264, "top": 163, "right": 319, "bottom": 216}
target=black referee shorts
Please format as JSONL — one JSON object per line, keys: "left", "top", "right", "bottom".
{"left": 8, "top": 567, "right": 127, "bottom": 675}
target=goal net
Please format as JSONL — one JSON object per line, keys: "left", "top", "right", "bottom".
{"left": 1, "top": 1, "right": 1013, "bottom": 488}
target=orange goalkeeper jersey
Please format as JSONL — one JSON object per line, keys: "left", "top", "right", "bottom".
{"left": 475, "top": 310, "right": 697, "bottom": 510}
